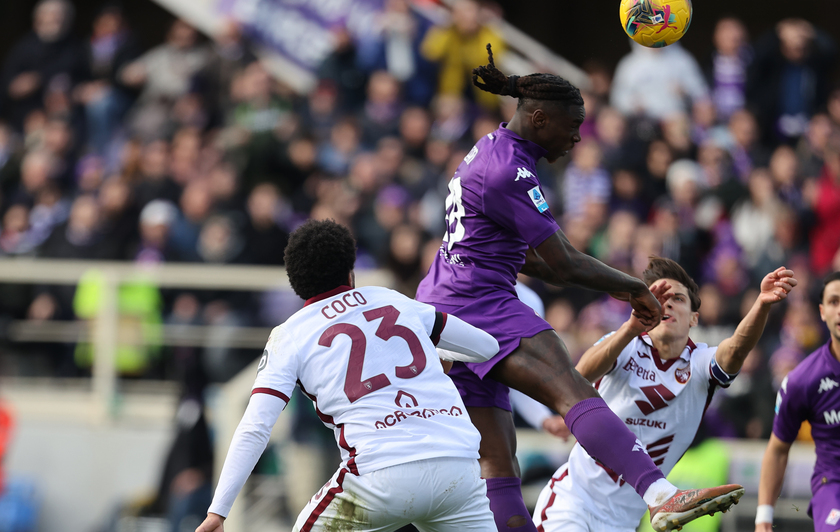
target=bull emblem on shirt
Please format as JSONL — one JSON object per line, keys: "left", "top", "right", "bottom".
{"left": 675, "top": 364, "right": 691, "bottom": 384}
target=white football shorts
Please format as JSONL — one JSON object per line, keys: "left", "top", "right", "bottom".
{"left": 532, "top": 468, "right": 636, "bottom": 532}
{"left": 292, "top": 456, "right": 495, "bottom": 532}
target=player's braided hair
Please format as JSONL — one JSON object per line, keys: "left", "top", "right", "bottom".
{"left": 284, "top": 219, "right": 357, "bottom": 300}
{"left": 642, "top": 256, "right": 701, "bottom": 312}
{"left": 472, "top": 43, "right": 584, "bottom": 108}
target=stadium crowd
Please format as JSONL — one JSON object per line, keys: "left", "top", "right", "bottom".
{"left": 0, "top": 0, "right": 838, "bottom": 448}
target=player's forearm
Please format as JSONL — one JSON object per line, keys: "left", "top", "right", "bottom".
{"left": 757, "top": 436, "right": 790, "bottom": 508}
{"left": 534, "top": 232, "right": 647, "bottom": 295}
{"left": 717, "top": 299, "right": 772, "bottom": 374}
{"left": 207, "top": 394, "right": 285, "bottom": 517}
{"left": 576, "top": 323, "right": 637, "bottom": 382}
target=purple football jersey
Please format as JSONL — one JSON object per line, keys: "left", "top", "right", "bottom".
{"left": 416, "top": 124, "right": 560, "bottom": 304}
{"left": 773, "top": 342, "right": 840, "bottom": 495}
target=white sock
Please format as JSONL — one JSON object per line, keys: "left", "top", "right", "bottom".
{"left": 643, "top": 479, "right": 679, "bottom": 507}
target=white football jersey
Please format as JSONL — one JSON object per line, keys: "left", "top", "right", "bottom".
{"left": 556, "top": 333, "right": 733, "bottom": 524}
{"left": 253, "top": 285, "right": 480, "bottom": 476}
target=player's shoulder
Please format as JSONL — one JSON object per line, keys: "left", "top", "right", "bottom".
{"left": 786, "top": 345, "right": 831, "bottom": 388}
{"left": 479, "top": 133, "right": 539, "bottom": 184}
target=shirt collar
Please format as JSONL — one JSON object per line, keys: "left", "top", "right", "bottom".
{"left": 304, "top": 285, "right": 353, "bottom": 307}
{"left": 497, "top": 123, "right": 548, "bottom": 161}
{"left": 640, "top": 332, "right": 695, "bottom": 362}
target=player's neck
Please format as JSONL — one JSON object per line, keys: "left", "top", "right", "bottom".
{"left": 648, "top": 331, "right": 687, "bottom": 360}
{"left": 830, "top": 336, "right": 840, "bottom": 363}
{"left": 506, "top": 115, "right": 536, "bottom": 145}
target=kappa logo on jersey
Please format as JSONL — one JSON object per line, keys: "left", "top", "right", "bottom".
{"left": 825, "top": 409, "right": 840, "bottom": 425}
{"left": 395, "top": 390, "right": 418, "bottom": 408}
{"left": 827, "top": 509, "right": 840, "bottom": 526}
{"left": 515, "top": 167, "right": 535, "bottom": 181}
{"left": 675, "top": 364, "right": 691, "bottom": 384}
{"left": 527, "top": 186, "right": 549, "bottom": 213}
{"left": 818, "top": 377, "right": 839, "bottom": 394}
{"left": 464, "top": 145, "right": 478, "bottom": 164}
{"left": 256, "top": 350, "right": 268, "bottom": 374}
{"left": 631, "top": 438, "right": 647, "bottom": 453}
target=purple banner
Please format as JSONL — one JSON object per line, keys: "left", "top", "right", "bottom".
{"left": 217, "top": 0, "right": 385, "bottom": 71}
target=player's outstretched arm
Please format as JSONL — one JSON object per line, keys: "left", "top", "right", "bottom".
{"left": 754, "top": 434, "right": 792, "bottom": 532}
{"left": 525, "top": 230, "right": 663, "bottom": 329}
{"left": 436, "top": 314, "right": 500, "bottom": 363}
{"left": 198, "top": 393, "right": 286, "bottom": 531}
{"left": 577, "top": 280, "right": 671, "bottom": 382}
{"left": 716, "top": 267, "right": 797, "bottom": 374}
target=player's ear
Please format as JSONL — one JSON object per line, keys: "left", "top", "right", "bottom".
{"left": 348, "top": 270, "right": 356, "bottom": 289}
{"left": 531, "top": 108, "right": 547, "bottom": 129}
{"left": 689, "top": 311, "right": 699, "bottom": 328}
{"left": 819, "top": 303, "right": 826, "bottom": 323}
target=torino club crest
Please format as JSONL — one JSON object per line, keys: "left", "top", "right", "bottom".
{"left": 675, "top": 364, "right": 691, "bottom": 384}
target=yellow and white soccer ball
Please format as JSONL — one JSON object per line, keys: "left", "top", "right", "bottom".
{"left": 619, "top": 0, "right": 693, "bottom": 48}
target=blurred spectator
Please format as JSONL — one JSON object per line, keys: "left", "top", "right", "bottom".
{"left": 38, "top": 194, "right": 110, "bottom": 260}
{"left": 318, "top": 26, "right": 368, "bottom": 113}
{"left": 731, "top": 168, "right": 780, "bottom": 268}
{"left": 194, "top": 20, "right": 256, "bottom": 126}
{"left": 0, "top": 0, "right": 86, "bottom": 131}
{"left": 76, "top": 5, "right": 142, "bottom": 156}
{"left": 242, "top": 183, "right": 288, "bottom": 266}
{"left": 169, "top": 180, "right": 213, "bottom": 262}
{"left": 561, "top": 138, "right": 610, "bottom": 225}
{"left": 0, "top": 204, "right": 36, "bottom": 256}
{"left": 747, "top": 19, "right": 837, "bottom": 144}
{"left": 611, "top": 42, "right": 709, "bottom": 120}
{"left": 359, "top": 0, "right": 438, "bottom": 106}
{"left": 797, "top": 113, "right": 833, "bottom": 179}
{"left": 421, "top": 0, "right": 506, "bottom": 111}
{"left": 318, "top": 117, "right": 362, "bottom": 175}
{"left": 359, "top": 70, "right": 403, "bottom": 146}
{"left": 706, "top": 18, "right": 750, "bottom": 121}
{"left": 133, "top": 140, "right": 181, "bottom": 209}
{"left": 120, "top": 20, "right": 210, "bottom": 140}
{"left": 132, "top": 199, "right": 179, "bottom": 263}
{"left": 98, "top": 177, "right": 139, "bottom": 260}
{"left": 725, "top": 109, "right": 769, "bottom": 181}
{"left": 808, "top": 135, "right": 840, "bottom": 275}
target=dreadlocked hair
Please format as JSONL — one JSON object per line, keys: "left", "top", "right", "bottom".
{"left": 472, "top": 43, "right": 583, "bottom": 108}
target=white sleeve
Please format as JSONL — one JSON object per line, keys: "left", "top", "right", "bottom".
{"left": 436, "top": 314, "right": 500, "bottom": 363}
{"left": 509, "top": 389, "right": 553, "bottom": 430}
{"left": 207, "top": 392, "right": 287, "bottom": 517}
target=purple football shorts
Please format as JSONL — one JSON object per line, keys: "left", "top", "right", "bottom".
{"left": 811, "top": 481, "right": 840, "bottom": 532}
{"left": 431, "top": 290, "right": 553, "bottom": 411}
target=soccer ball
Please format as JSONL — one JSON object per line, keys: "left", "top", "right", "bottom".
{"left": 619, "top": 0, "right": 693, "bottom": 48}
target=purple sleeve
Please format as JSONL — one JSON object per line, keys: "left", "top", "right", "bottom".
{"left": 772, "top": 374, "right": 807, "bottom": 444}
{"left": 481, "top": 163, "right": 560, "bottom": 248}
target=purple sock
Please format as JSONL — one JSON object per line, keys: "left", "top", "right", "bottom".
{"left": 484, "top": 477, "right": 537, "bottom": 532}
{"left": 564, "top": 397, "right": 665, "bottom": 498}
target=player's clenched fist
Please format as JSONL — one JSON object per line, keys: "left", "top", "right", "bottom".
{"left": 195, "top": 513, "right": 224, "bottom": 532}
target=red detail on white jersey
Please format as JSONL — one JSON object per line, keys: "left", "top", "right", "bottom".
{"left": 301, "top": 468, "right": 348, "bottom": 532}
{"left": 537, "top": 469, "right": 569, "bottom": 532}
{"left": 338, "top": 425, "right": 359, "bottom": 475}
{"left": 251, "top": 387, "right": 290, "bottom": 403}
